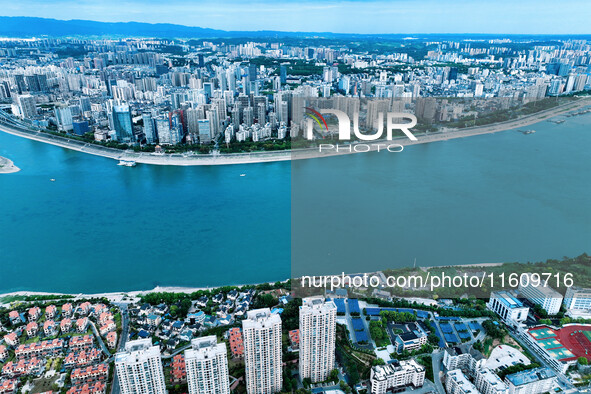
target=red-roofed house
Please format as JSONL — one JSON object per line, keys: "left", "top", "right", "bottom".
{"left": 44, "top": 321, "right": 58, "bottom": 337}
{"left": 171, "top": 354, "right": 186, "bottom": 383}
{"left": 60, "top": 318, "right": 72, "bottom": 333}
{"left": 99, "top": 321, "right": 115, "bottom": 336}
{"left": 26, "top": 322, "right": 38, "bottom": 338}
{"left": 61, "top": 303, "right": 73, "bottom": 318}
{"left": 288, "top": 329, "right": 300, "bottom": 350}
{"left": 8, "top": 311, "right": 20, "bottom": 325}
{"left": 76, "top": 318, "right": 89, "bottom": 333}
{"left": 2, "top": 357, "right": 42, "bottom": 378}
{"left": 98, "top": 312, "right": 113, "bottom": 326}
{"left": 14, "top": 339, "right": 63, "bottom": 360}
{"left": 27, "top": 307, "right": 40, "bottom": 322}
{"left": 79, "top": 302, "right": 92, "bottom": 316}
{"left": 105, "top": 332, "right": 117, "bottom": 349}
{"left": 45, "top": 305, "right": 57, "bottom": 319}
{"left": 228, "top": 327, "right": 244, "bottom": 358}
{"left": 70, "top": 363, "right": 108, "bottom": 385}
{"left": 92, "top": 304, "right": 108, "bottom": 317}
{"left": 69, "top": 335, "right": 93, "bottom": 351}
{"left": 66, "top": 381, "right": 105, "bottom": 394}
{"left": 3, "top": 333, "right": 18, "bottom": 347}
{"left": 0, "top": 345, "right": 8, "bottom": 361}
{"left": 0, "top": 379, "right": 17, "bottom": 394}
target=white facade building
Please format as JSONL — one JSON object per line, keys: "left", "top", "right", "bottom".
{"left": 563, "top": 286, "right": 591, "bottom": 318}
{"left": 518, "top": 274, "right": 563, "bottom": 315}
{"left": 185, "top": 336, "right": 230, "bottom": 394}
{"left": 115, "top": 339, "right": 166, "bottom": 394}
{"left": 445, "top": 369, "right": 479, "bottom": 394}
{"left": 299, "top": 297, "right": 337, "bottom": 383}
{"left": 474, "top": 367, "right": 509, "bottom": 394}
{"left": 370, "top": 360, "right": 425, "bottom": 394}
{"left": 504, "top": 367, "right": 557, "bottom": 394}
{"left": 243, "top": 308, "right": 282, "bottom": 394}
{"left": 487, "top": 291, "right": 529, "bottom": 327}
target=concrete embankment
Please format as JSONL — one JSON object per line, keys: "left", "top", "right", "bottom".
{"left": 0, "top": 98, "right": 589, "bottom": 166}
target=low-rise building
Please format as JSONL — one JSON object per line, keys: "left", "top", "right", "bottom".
{"left": 228, "top": 327, "right": 244, "bottom": 358}
{"left": 70, "top": 363, "right": 109, "bottom": 385}
{"left": 288, "top": 329, "right": 300, "bottom": 350}
{"left": 26, "top": 322, "right": 38, "bottom": 338}
{"left": 474, "top": 367, "right": 508, "bottom": 394}
{"left": 62, "top": 303, "right": 73, "bottom": 317}
{"left": 370, "top": 360, "right": 425, "bottom": 394}
{"left": 76, "top": 318, "right": 89, "bottom": 333}
{"left": 28, "top": 307, "right": 41, "bottom": 322}
{"left": 445, "top": 369, "right": 479, "bottom": 394}
{"left": 3, "top": 333, "right": 19, "bottom": 347}
{"left": 170, "top": 354, "right": 186, "bottom": 384}
{"left": 563, "top": 286, "right": 591, "bottom": 318}
{"left": 8, "top": 311, "right": 21, "bottom": 325}
{"left": 45, "top": 305, "right": 57, "bottom": 319}
{"left": 487, "top": 291, "right": 529, "bottom": 327}
{"left": 106, "top": 332, "right": 117, "bottom": 349}
{"left": 44, "top": 320, "right": 58, "bottom": 337}
{"left": 518, "top": 275, "right": 562, "bottom": 315}
{"left": 61, "top": 318, "right": 72, "bottom": 333}
{"left": 504, "top": 367, "right": 556, "bottom": 394}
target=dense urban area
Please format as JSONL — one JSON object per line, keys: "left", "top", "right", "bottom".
{"left": 0, "top": 35, "right": 590, "bottom": 162}
{"left": 0, "top": 255, "right": 591, "bottom": 393}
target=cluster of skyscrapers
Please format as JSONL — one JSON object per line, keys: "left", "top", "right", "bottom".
{"left": 114, "top": 297, "right": 336, "bottom": 394}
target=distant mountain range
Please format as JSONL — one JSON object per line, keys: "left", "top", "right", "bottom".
{"left": 0, "top": 16, "right": 359, "bottom": 39}
{"left": 0, "top": 17, "right": 588, "bottom": 40}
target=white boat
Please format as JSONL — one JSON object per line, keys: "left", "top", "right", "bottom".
{"left": 240, "top": 174, "right": 246, "bottom": 177}
{"left": 118, "top": 160, "right": 137, "bottom": 167}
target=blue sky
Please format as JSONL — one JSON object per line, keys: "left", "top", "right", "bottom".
{"left": 1, "top": 0, "right": 590, "bottom": 34}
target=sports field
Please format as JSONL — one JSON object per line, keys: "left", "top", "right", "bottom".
{"left": 529, "top": 324, "right": 591, "bottom": 362}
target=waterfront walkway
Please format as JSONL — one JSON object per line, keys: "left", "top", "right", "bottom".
{"left": 1, "top": 98, "right": 589, "bottom": 166}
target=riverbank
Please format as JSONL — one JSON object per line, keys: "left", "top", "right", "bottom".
{"left": 0, "top": 98, "right": 589, "bottom": 166}
{"left": 0, "top": 155, "right": 19, "bottom": 173}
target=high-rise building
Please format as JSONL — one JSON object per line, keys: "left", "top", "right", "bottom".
{"left": 112, "top": 104, "right": 134, "bottom": 143}
{"left": 142, "top": 113, "right": 157, "bottom": 144}
{"left": 243, "top": 308, "right": 282, "bottom": 394}
{"left": 185, "top": 336, "right": 230, "bottom": 394}
{"left": 197, "top": 119, "right": 211, "bottom": 144}
{"left": 16, "top": 94, "right": 37, "bottom": 119}
{"left": 115, "top": 339, "right": 166, "bottom": 394}
{"left": 55, "top": 106, "right": 74, "bottom": 131}
{"left": 299, "top": 297, "right": 337, "bottom": 383}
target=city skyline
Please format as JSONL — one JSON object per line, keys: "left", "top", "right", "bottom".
{"left": 0, "top": 0, "right": 590, "bottom": 35}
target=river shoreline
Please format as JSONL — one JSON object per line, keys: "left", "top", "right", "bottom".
{"left": 0, "top": 98, "right": 589, "bottom": 166}
{"left": 0, "top": 155, "right": 19, "bottom": 173}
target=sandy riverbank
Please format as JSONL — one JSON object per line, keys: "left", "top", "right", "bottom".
{"left": 0, "top": 155, "right": 19, "bottom": 173}
{"left": 1, "top": 98, "right": 589, "bottom": 166}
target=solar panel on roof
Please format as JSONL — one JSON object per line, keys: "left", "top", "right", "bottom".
{"left": 354, "top": 330, "right": 368, "bottom": 343}
{"left": 351, "top": 318, "right": 365, "bottom": 331}
{"left": 333, "top": 299, "right": 346, "bottom": 314}
{"left": 365, "top": 308, "right": 380, "bottom": 316}
{"left": 416, "top": 310, "right": 429, "bottom": 319}
{"left": 348, "top": 299, "right": 361, "bottom": 314}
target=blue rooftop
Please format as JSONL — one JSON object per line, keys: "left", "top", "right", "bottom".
{"left": 505, "top": 367, "right": 556, "bottom": 386}
{"left": 495, "top": 291, "right": 524, "bottom": 309}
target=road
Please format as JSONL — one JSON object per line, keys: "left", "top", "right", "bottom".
{"left": 110, "top": 303, "right": 129, "bottom": 394}
{"left": 431, "top": 350, "right": 445, "bottom": 394}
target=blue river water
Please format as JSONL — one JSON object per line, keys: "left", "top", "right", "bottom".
{"left": 1, "top": 114, "right": 590, "bottom": 293}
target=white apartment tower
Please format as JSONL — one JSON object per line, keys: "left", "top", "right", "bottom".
{"left": 115, "top": 338, "right": 166, "bottom": 394}
{"left": 299, "top": 297, "right": 337, "bottom": 383}
{"left": 185, "top": 336, "right": 230, "bottom": 394}
{"left": 242, "top": 308, "right": 282, "bottom": 394}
